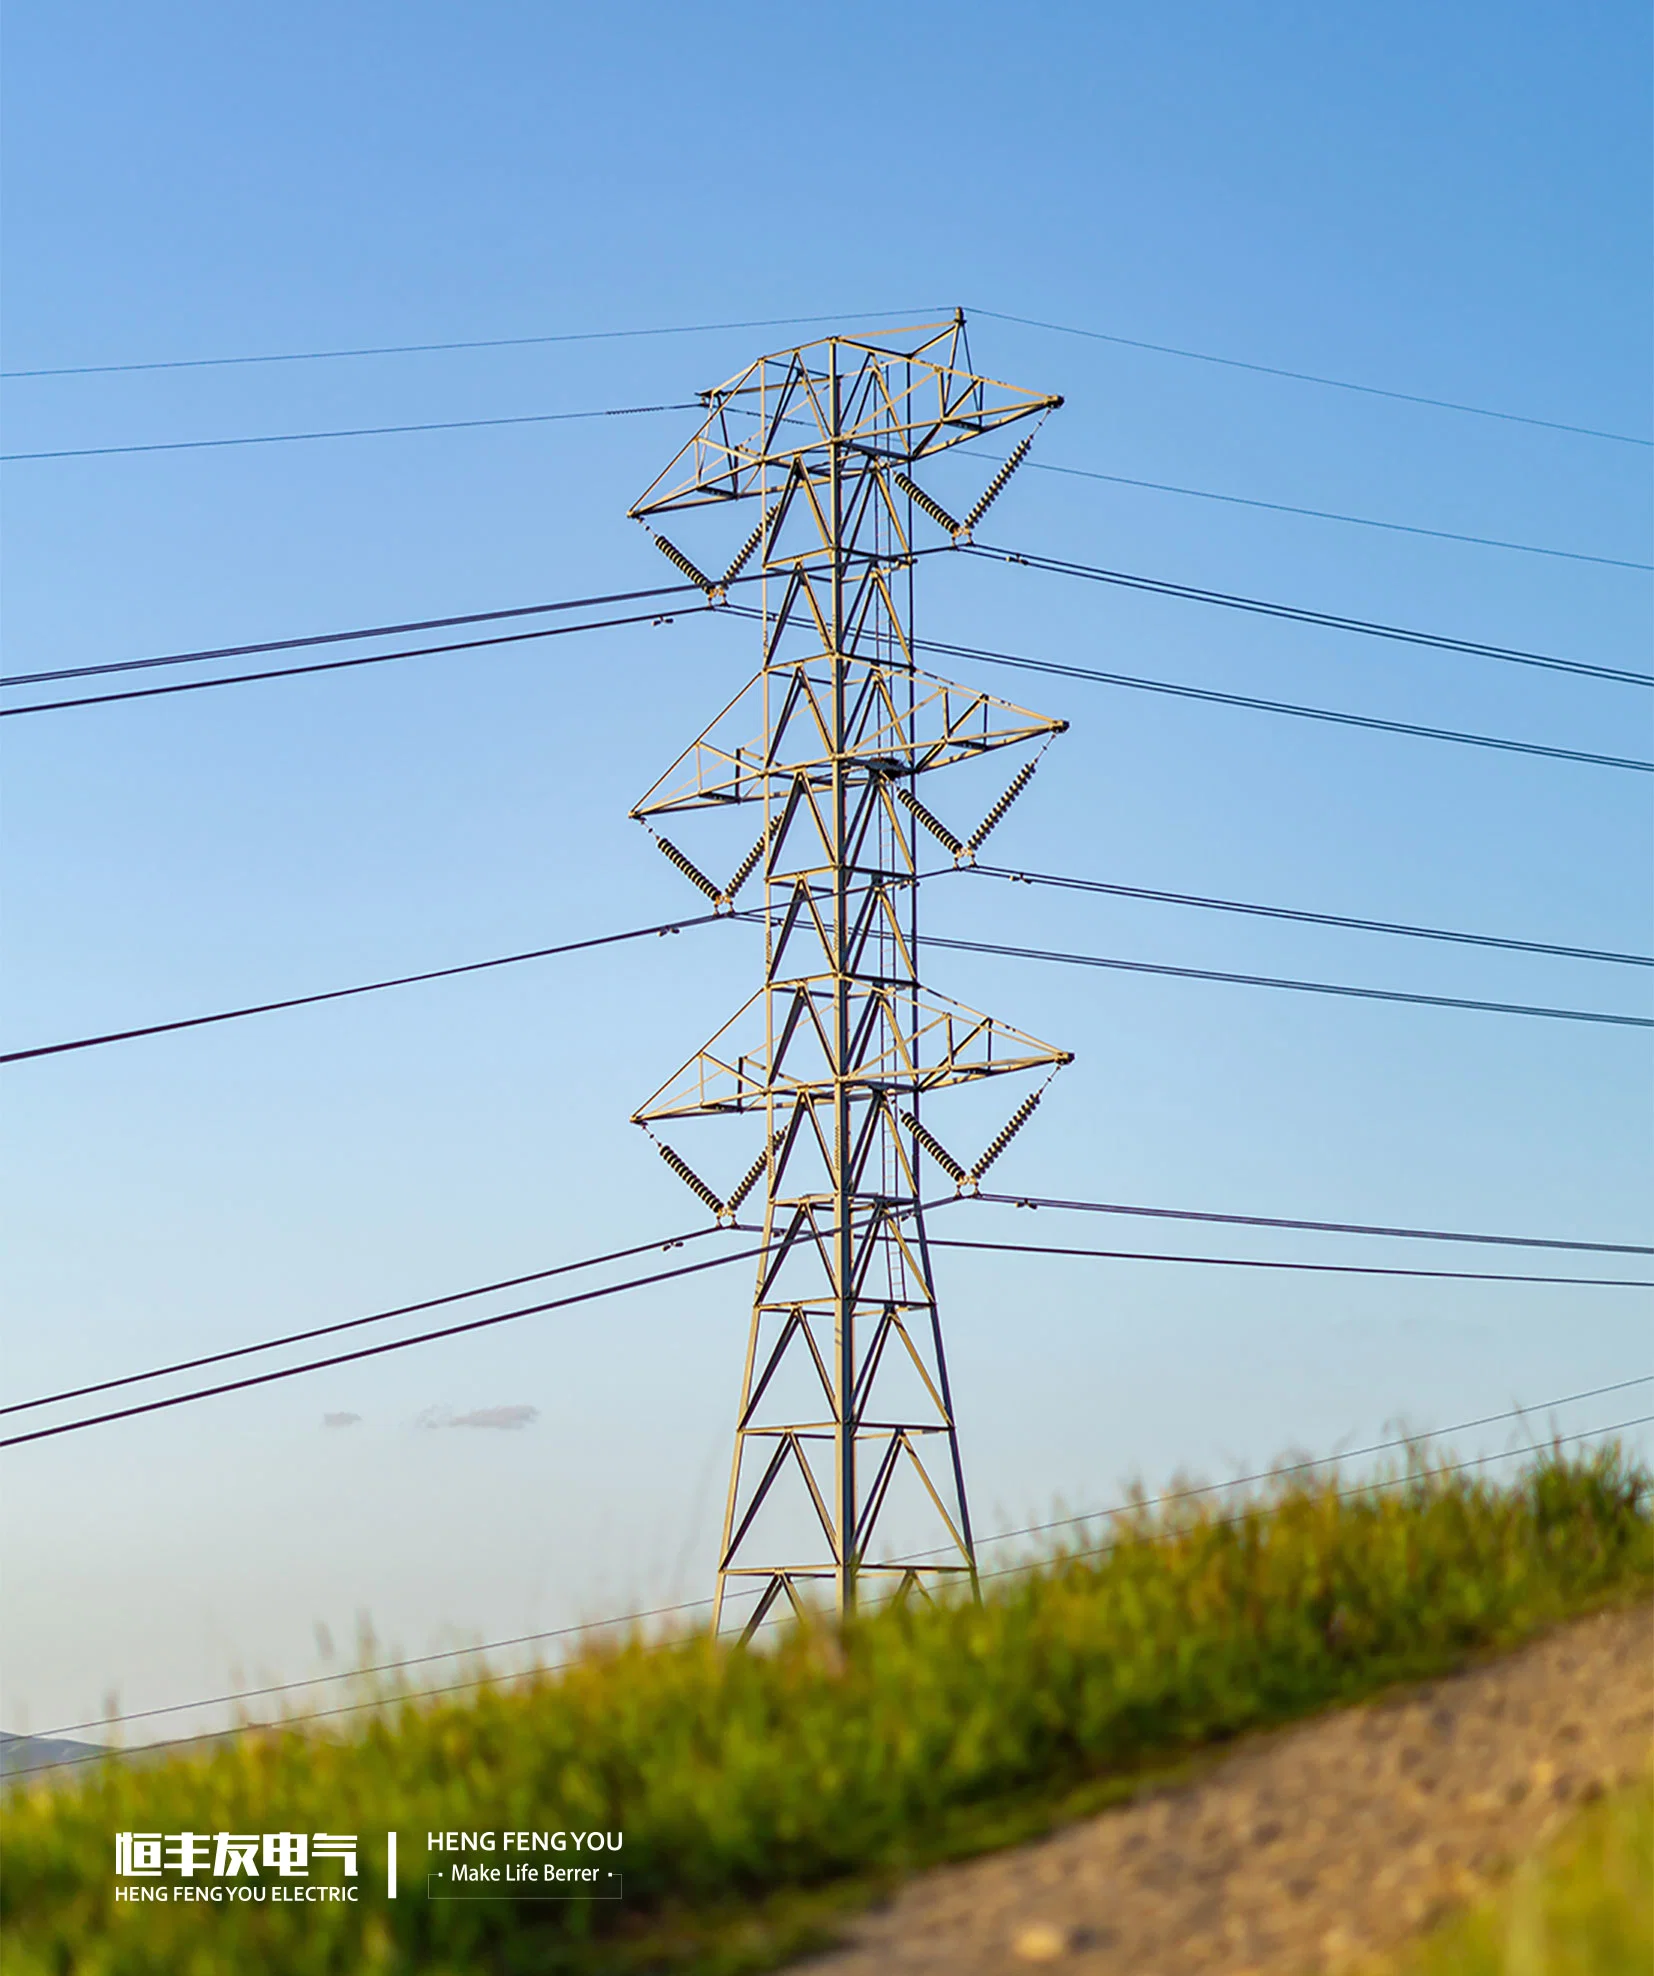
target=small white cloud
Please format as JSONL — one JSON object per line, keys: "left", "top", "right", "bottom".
{"left": 322, "top": 1412, "right": 363, "bottom": 1430}
{"left": 452, "top": 1405, "right": 539, "bottom": 1431}
{"left": 417, "top": 1405, "right": 538, "bottom": 1432}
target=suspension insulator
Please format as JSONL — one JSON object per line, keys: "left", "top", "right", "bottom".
{"left": 656, "top": 835, "right": 723, "bottom": 903}
{"left": 963, "top": 436, "right": 1032, "bottom": 533}
{"left": 893, "top": 784, "right": 963, "bottom": 858}
{"left": 656, "top": 1141, "right": 726, "bottom": 1217}
{"left": 726, "top": 1129, "right": 786, "bottom": 1212}
{"left": 721, "top": 512, "right": 769, "bottom": 588}
{"left": 899, "top": 1110, "right": 966, "bottom": 1185}
{"left": 724, "top": 817, "right": 778, "bottom": 901}
{"left": 970, "top": 1090, "right": 1043, "bottom": 1182}
{"left": 653, "top": 533, "right": 718, "bottom": 595}
{"left": 893, "top": 471, "right": 962, "bottom": 537}
{"left": 966, "top": 759, "right": 1039, "bottom": 853}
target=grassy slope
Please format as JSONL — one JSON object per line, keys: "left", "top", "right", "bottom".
{"left": 3, "top": 1447, "right": 1649, "bottom": 1976}
{"left": 1383, "top": 1769, "right": 1653, "bottom": 1975}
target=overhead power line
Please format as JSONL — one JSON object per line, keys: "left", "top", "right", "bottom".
{"left": 14, "top": 1380, "right": 1650, "bottom": 1771}
{"left": 0, "top": 600, "right": 718, "bottom": 719}
{"left": 10, "top": 387, "right": 1642, "bottom": 573}
{"left": 913, "top": 632, "right": 1651, "bottom": 774}
{"left": 0, "top": 912, "right": 720, "bottom": 1064}
{"left": 969, "top": 865, "right": 1653, "bottom": 967}
{"left": 971, "top": 1418, "right": 1654, "bottom": 1583}
{"left": 32, "top": 1420, "right": 1654, "bottom": 1773}
{"left": 17, "top": 1592, "right": 749, "bottom": 1748}
{"left": 921, "top": 930, "right": 1654, "bottom": 1028}
{"left": 0, "top": 1238, "right": 781, "bottom": 1449}
{"left": 971, "top": 305, "right": 1653, "bottom": 449}
{"left": 0, "top": 1203, "right": 945, "bottom": 1453}
{"left": 0, "top": 552, "right": 964, "bottom": 696}
{"left": 0, "top": 578, "right": 710, "bottom": 688}
{"left": 7, "top": 538, "right": 1628, "bottom": 709}
{"left": 16, "top": 618, "right": 1638, "bottom": 760}
{"left": 26, "top": 603, "right": 1642, "bottom": 776}
{"left": 15, "top": 868, "right": 1648, "bottom": 1069}
{"left": 967, "top": 543, "right": 1653, "bottom": 688}
{"left": 3, "top": 325, "right": 1634, "bottom": 570}
{"left": 10, "top": 1174, "right": 1645, "bottom": 1455}
{"left": 1, "top": 307, "right": 944, "bottom": 380}
{"left": 926, "top": 1236, "right": 1651, "bottom": 1289}
{"left": 972, "top": 1191, "right": 1654, "bottom": 1258}
{"left": 11, "top": 300, "right": 1640, "bottom": 450}
{"left": 9, "top": 1196, "right": 1642, "bottom": 1433}
{"left": 1, "top": 401, "right": 698, "bottom": 464}
{"left": 0, "top": 1226, "right": 730, "bottom": 1418}
{"left": 1027, "top": 459, "right": 1651, "bottom": 572}
{"left": 914, "top": 1382, "right": 1654, "bottom": 1565}
{"left": 25, "top": 1416, "right": 1654, "bottom": 1775}
{"left": 10, "top": 1206, "right": 1638, "bottom": 1434}
{"left": 8, "top": 373, "right": 1639, "bottom": 573}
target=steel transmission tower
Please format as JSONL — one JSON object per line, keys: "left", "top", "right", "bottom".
{"left": 627, "top": 315, "right": 1071, "bottom": 1635}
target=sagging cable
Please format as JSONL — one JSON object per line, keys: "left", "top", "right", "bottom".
{"left": 900, "top": 1112, "right": 967, "bottom": 1187}
{"left": 653, "top": 534, "right": 718, "bottom": 597}
{"left": 967, "top": 758, "right": 1040, "bottom": 855}
{"left": 963, "top": 436, "right": 1033, "bottom": 534}
{"left": 894, "top": 784, "right": 964, "bottom": 858}
{"left": 894, "top": 472, "right": 962, "bottom": 538}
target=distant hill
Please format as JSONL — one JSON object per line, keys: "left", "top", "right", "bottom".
{"left": 1, "top": 1731, "right": 104, "bottom": 1783}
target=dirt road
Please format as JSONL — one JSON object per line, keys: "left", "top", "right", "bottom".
{"left": 794, "top": 1602, "right": 1652, "bottom": 1975}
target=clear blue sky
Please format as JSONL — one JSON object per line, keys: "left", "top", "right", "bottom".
{"left": 2, "top": 1, "right": 1649, "bottom": 1742}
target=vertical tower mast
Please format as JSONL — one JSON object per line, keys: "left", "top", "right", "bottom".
{"left": 628, "top": 317, "right": 1070, "bottom": 1634}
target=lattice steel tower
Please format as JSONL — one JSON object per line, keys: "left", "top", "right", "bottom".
{"left": 628, "top": 314, "right": 1070, "bottom": 1635}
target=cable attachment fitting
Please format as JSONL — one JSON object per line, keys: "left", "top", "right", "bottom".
{"left": 726, "top": 1128, "right": 787, "bottom": 1214}
{"left": 893, "top": 784, "right": 963, "bottom": 859}
{"left": 893, "top": 471, "right": 962, "bottom": 538}
{"left": 966, "top": 759, "right": 1039, "bottom": 856}
{"left": 653, "top": 533, "right": 720, "bottom": 598}
{"left": 962, "top": 436, "right": 1033, "bottom": 535}
{"left": 899, "top": 1112, "right": 967, "bottom": 1188}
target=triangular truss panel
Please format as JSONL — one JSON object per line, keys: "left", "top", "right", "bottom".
{"left": 624, "top": 316, "right": 1071, "bottom": 1630}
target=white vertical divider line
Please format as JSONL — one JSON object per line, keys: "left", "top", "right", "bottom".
{"left": 387, "top": 1830, "right": 397, "bottom": 1898}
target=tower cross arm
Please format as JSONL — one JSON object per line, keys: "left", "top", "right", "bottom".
{"left": 629, "top": 328, "right": 1061, "bottom": 518}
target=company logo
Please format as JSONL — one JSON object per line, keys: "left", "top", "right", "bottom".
{"left": 111, "top": 1828, "right": 624, "bottom": 1905}
{"left": 114, "top": 1831, "right": 359, "bottom": 1902}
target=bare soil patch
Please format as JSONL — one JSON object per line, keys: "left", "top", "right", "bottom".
{"left": 793, "top": 1601, "right": 1653, "bottom": 1975}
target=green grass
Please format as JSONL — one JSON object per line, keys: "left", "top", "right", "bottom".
{"left": 3, "top": 1445, "right": 1649, "bottom": 1975}
{"left": 1383, "top": 1769, "right": 1653, "bottom": 1975}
